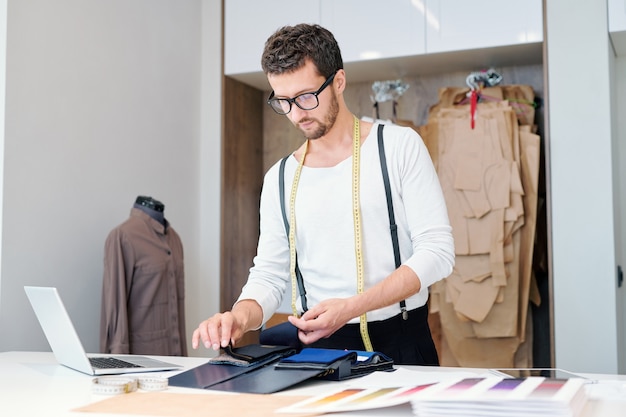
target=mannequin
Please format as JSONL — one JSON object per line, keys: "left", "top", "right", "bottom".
{"left": 100, "top": 195, "right": 187, "bottom": 356}
{"left": 134, "top": 196, "right": 165, "bottom": 226}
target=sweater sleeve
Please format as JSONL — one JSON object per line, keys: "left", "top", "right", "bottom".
{"left": 236, "top": 161, "right": 292, "bottom": 327}
{"left": 393, "top": 126, "right": 455, "bottom": 289}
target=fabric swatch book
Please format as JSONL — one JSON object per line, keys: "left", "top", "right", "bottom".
{"left": 277, "top": 376, "right": 588, "bottom": 416}
{"left": 275, "top": 348, "right": 394, "bottom": 380}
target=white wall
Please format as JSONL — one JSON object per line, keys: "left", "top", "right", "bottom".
{"left": 0, "top": 0, "right": 221, "bottom": 357}
{"left": 615, "top": 53, "right": 626, "bottom": 373}
{"left": 194, "top": 0, "right": 222, "bottom": 358}
{"left": 0, "top": 0, "right": 6, "bottom": 305}
{"left": 545, "top": 0, "right": 622, "bottom": 373}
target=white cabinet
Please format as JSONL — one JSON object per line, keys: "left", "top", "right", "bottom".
{"left": 425, "top": 0, "right": 543, "bottom": 53}
{"left": 224, "top": 0, "right": 321, "bottom": 75}
{"left": 319, "top": 0, "right": 426, "bottom": 63}
{"left": 609, "top": 0, "right": 626, "bottom": 32}
{"left": 224, "top": 0, "right": 544, "bottom": 85}
{"left": 609, "top": 0, "right": 626, "bottom": 56}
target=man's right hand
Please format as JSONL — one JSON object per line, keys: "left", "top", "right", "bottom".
{"left": 191, "top": 311, "right": 242, "bottom": 351}
{"left": 191, "top": 300, "right": 263, "bottom": 350}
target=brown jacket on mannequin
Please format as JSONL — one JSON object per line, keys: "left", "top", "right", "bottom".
{"left": 100, "top": 198, "right": 186, "bottom": 356}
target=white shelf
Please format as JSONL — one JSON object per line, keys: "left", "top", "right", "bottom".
{"left": 227, "top": 42, "right": 543, "bottom": 91}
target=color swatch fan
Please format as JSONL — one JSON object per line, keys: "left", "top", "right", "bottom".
{"left": 410, "top": 377, "right": 588, "bottom": 417}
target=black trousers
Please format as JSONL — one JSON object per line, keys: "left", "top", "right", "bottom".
{"left": 307, "top": 304, "right": 439, "bottom": 366}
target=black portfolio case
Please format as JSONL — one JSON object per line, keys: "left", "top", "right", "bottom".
{"left": 168, "top": 344, "right": 321, "bottom": 394}
{"left": 168, "top": 344, "right": 394, "bottom": 394}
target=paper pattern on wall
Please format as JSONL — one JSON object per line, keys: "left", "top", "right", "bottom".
{"left": 420, "top": 85, "right": 541, "bottom": 368}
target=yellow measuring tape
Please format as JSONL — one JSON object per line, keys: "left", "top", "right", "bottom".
{"left": 289, "top": 139, "right": 307, "bottom": 317}
{"left": 351, "top": 117, "right": 373, "bottom": 352}
{"left": 288, "top": 115, "right": 373, "bottom": 351}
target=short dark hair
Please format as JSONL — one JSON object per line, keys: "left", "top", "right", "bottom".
{"left": 261, "top": 24, "right": 343, "bottom": 78}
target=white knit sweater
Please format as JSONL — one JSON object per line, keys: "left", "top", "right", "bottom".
{"left": 238, "top": 123, "right": 455, "bottom": 326}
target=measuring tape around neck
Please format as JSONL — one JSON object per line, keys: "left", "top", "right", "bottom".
{"left": 351, "top": 117, "right": 373, "bottom": 352}
{"left": 288, "top": 115, "right": 373, "bottom": 351}
{"left": 289, "top": 139, "right": 308, "bottom": 317}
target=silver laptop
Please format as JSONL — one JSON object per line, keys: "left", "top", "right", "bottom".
{"left": 24, "top": 286, "right": 182, "bottom": 375}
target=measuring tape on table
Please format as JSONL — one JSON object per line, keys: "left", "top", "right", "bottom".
{"left": 92, "top": 376, "right": 168, "bottom": 395}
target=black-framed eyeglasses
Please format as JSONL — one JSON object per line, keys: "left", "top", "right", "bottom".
{"left": 267, "top": 71, "right": 337, "bottom": 115}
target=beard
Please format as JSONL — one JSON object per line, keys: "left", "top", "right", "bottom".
{"left": 294, "top": 92, "right": 339, "bottom": 140}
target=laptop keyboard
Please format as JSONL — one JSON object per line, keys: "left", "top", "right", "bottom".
{"left": 89, "top": 357, "right": 142, "bottom": 369}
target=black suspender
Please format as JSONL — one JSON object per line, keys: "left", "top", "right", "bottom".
{"left": 376, "top": 124, "right": 408, "bottom": 320}
{"left": 279, "top": 157, "right": 309, "bottom": 312}
{"left": 279, "top": 124, "right": 407, "bottom": 319}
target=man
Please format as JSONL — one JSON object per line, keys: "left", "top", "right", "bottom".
{"left": 192, "top": 24, "right": 454, "bottom": 365}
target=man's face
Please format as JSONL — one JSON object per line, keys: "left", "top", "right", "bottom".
{"left": 267, "top": 62, "right": 339, "bottom": 140}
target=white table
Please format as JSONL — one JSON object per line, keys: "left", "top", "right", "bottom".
{"left": 1, "top": 351, "right": 625, "bottom": 416}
